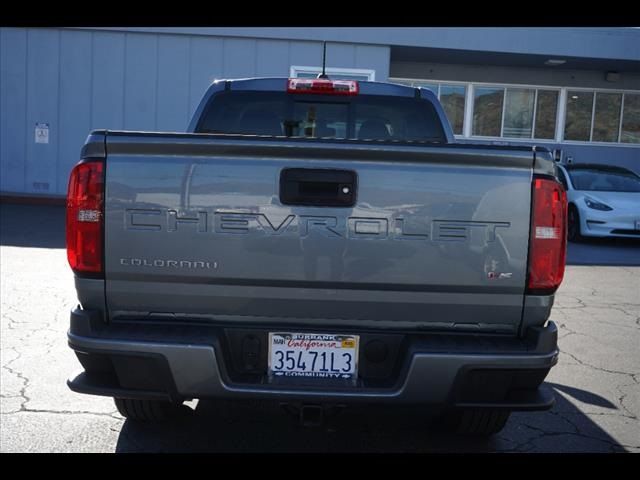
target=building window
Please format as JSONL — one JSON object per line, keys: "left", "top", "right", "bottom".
{"left": 389, "top": 78, "right": 638, "bottom": 145}
{"left": 592, "top": 92, "right": 623, "bottom": 143}
{"left": 503, "top": 88, "right": 535, "bottom": 138}
{"left": 472, "top": 86, "right": 559, "bottom": 140}
{"left": 290, "top": 66, "right": 375, "bottom": 81}
{"left": 621, "top": 93, "right": 640, "bottom": 144}
{"left": 564, "top": 91, "right": 594, "bottom": 141}
{"left": 473, "top": 87, "right": 504, "bottom": 137}
{"left": 534, "top": 90, "right": 558, "bottom": 140}
{"left": 562, "top": 91, "right": 639, "bottom": 144}
{"left": 439, "top": 85, "right": 466, "bottom": 135}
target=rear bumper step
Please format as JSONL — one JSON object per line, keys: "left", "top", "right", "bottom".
{"left": 67, "top": 371, "right": 171, "bottom": 402}
{"left": 455, "top": 386, "right": 555, "bottom": 411}
{"left": 67, "top": 308, "right": 558, "bottom": 410}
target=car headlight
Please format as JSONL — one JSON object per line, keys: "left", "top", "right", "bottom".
{"left": 584, "top": 197, "right": 613, "bottom": 211}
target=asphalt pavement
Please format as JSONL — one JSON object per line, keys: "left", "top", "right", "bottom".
{"left": 1, "top": 203, "right": 638, "bottom": 452}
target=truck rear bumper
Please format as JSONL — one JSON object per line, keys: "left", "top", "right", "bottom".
{"left": 67, "top": 308, "right": 558, "bottom": 411}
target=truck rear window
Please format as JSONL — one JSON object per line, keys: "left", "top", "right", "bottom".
{"left": 196, "top": 91, "right": 446, "bottom": 143}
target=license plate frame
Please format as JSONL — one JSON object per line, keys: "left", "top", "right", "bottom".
{"left": 268, "top": 332, "right": 359, "bottom": 380}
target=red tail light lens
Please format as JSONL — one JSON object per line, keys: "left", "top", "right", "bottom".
{"left": 287, "top": 78, "right": 359, "bottom": 96}
{"left": 527, "top": 176, "right": 567, "bottom": 294}
{"left": 66, "top": 161, "right": 104, "bottom": 276}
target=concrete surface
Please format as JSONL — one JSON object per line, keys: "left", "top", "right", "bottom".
{"left": 1, "top": 203, "right": 639, "bottom": 452}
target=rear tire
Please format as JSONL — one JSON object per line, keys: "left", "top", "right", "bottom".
{"left": 114, "top": 398, "right": 185, "bottom": 422}
{"left": 435, "top": 409, "right": 511, "bottom": 437}
{"left": 567, "top": 205, "right": 584, "bottom": 242}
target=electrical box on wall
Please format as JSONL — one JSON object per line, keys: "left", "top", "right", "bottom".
{"left": 553, "top": 149, "right": 563, "bottom": 163}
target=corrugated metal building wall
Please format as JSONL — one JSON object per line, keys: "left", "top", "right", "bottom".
{"left": 1, "top": 27, "right": 638, "bottom": 198}
{"left": 0, "top": 27, "right": 390, "bottom": 196}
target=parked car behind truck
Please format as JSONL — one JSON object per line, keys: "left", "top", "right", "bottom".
{"left": 66, "top": 77, "right": 567, "bottom": 436}
{"left": 557, "top": 163, "right": 640, "bottom": 242}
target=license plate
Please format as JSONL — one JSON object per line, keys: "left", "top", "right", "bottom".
{"left": 268, "top": 332, "right": 359, "bottom": 380}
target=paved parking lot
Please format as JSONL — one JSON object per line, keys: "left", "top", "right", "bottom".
{"left": 1, "top": 203, "right": 639, "bottom": 453}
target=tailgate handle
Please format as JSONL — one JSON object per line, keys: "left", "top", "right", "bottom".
{"left": 280, "top": 168, "right": 357, "bottom": 207}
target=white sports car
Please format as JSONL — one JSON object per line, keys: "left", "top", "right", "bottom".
{"left": 557, "top": 163, "right": 640, "bottom": 242}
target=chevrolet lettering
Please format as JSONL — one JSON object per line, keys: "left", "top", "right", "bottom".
{"left": 125, "top": 208, "right": 510, "bottom": 243}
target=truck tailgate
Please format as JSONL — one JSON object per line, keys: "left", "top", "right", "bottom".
{"left": 104, "top": 133, "right": 534, "bottom": 334}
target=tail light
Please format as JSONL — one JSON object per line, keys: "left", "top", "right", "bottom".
{"left": 287, "top": 78, "right": 359, "bottom": 96}
{"left": 66, "top": 160, "right": 104, "bottom": 276}
{"left": 526, "top": 176, "right": 567, "bottom": 294}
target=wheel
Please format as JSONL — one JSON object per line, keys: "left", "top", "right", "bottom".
{"left": 567, "top": 205, "right": 583, "bottom": 242}
{"left": 435, "top": 409, "right": 511, "bottom": 437}
{"left": 114, "top": 397, "right": 186, "bottom": 422}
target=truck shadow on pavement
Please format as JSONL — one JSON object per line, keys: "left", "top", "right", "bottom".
{"left": 114, "top": 383, "right": 628, "bottom": 453}
{"left": 0, "top": 203, "right": 66, "bottom": 249}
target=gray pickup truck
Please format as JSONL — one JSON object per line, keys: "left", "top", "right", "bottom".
{"left": 66, "top": 77, "right": 567, "bottom": 436}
